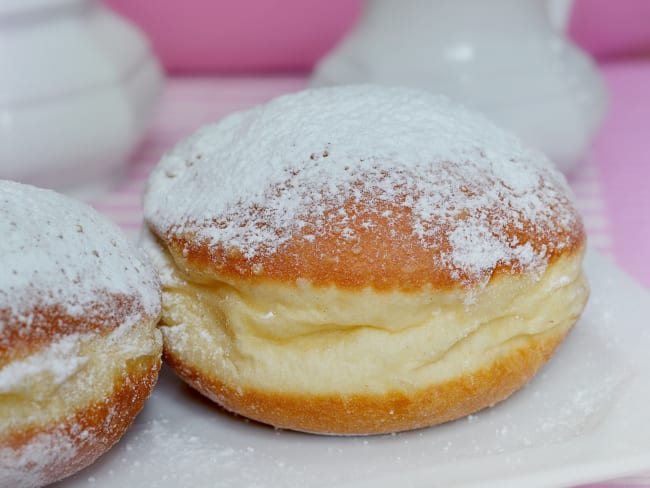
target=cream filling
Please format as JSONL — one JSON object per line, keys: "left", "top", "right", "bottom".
{"left": 147, "top": 234, "right": 589, "bottom": 396}
{"left": 0, "top": 321, "right": 162, "bottom": 432}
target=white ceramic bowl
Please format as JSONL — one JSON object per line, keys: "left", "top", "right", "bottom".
{"left": 0, "top": 0, "right": 163, "bottom": 195}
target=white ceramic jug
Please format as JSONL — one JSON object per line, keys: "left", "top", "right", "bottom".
{"left": 0, "top": 0, "right": 163, "bottom": 195}
{"left": 312, "top": 0, "right": 606, "bottom": 172}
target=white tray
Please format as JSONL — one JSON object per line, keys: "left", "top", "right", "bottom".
{"left": 57, "top": 251, "right": 650, "bottom": 487}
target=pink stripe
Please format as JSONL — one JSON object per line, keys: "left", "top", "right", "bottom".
{"left": 94, "top": 204, "right": 141, "bottom": 213}
{"left": 594, "top": 61, "right": 650, "bottom": 289}
{"left": 112, "top": 221, "right": 143, "bottom": 230}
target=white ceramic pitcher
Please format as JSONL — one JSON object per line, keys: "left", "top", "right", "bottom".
{"left": 312, "top": 0, "right": 606, "bottom": 172}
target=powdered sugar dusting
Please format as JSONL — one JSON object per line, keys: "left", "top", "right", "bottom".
{"left": 0, "top": 333, "right": 88, "bottom": 392}
{"left": 0, "top": 424, "right": 85, "bottom": 488}
{"left": 144, "top": 85, "right": 580, "bottom": 285}
{"left": 0, "top": 180, "right": 160, "bottom": 336}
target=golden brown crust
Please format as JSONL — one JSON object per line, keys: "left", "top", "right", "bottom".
{"left": 161, "top": 190, "right": 586, "bottom": 291}
{"left": 0, "top": 353, "right": 160, "bottom": 485}
{"left": 163, "top": 326, "right": 568, "bottom": 435}
{"left": 144, "top": 86, "right": 586, "bottom": 290}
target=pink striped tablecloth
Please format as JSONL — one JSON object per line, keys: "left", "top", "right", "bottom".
{"left": 85, "top": 63, "right": 650, "bottom": 487}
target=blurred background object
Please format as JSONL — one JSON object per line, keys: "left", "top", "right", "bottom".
{"left": 105, "top": 0, "right": 362, "bottom": 73}
{"left": 310, "top": 0, "right": 606, "bottom": 173}
{"left": 570, "top": 0, "right": 650, "bottom": 60}
{"left": 0, "top": 0, "right": 162, "bottom": 196}
{"left": 104, "top": 0, "right": 650, "bottom": 72}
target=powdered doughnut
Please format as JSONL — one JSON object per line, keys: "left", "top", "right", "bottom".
{"left": 0, "top": 180, "right": 162, "bottom": 487}
{"left": 143, "top": 85, "right": 589, "bottom": 435}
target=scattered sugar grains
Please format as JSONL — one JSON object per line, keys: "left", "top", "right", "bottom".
{"left": 144, "top": 85, "right": 580, "bottom": 285}
{"left": 104, "top": 419, "right": 308, "bottom": 487}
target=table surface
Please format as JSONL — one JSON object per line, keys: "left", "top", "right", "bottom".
{"left": 85, "top": 60, "right": 650, "bottom": 487}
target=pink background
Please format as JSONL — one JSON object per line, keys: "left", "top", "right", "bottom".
{"left": 106, "top": 0, "right": 650, "bottom": 73}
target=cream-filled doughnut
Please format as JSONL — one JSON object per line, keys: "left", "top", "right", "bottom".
{"left": 143, "top": 85, "right": 588, "bottom": 435}
{"left": 0, "top": 181, "right": 162, "bottom": 487}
